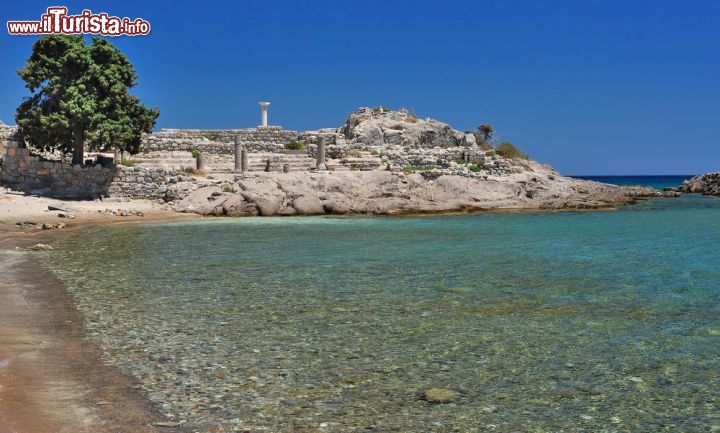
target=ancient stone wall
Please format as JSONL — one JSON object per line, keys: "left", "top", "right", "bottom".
{"left": 0, "top": 140, "right": 197, "bottom": 200}
{"left": 0, "top": 124, "right": 20, "bottom": 163}
{"left": 141, "top": 127, "right": 298, "bottom": 154}
{"left": 1, "top": 142, "right": 117, "bottom": 198}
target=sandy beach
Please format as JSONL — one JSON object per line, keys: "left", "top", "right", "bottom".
{"left": 0, "top": 187, "right": 199, "bottom": 432}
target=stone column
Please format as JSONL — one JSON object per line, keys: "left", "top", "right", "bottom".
{"left": 241, "top": 147, "right": 248, "bottom": 172}
{"left": 234, "top": 135, "right": 242, "bottom": 172}
{"left": 259, "top": 102, "right": 270, "bottom": 128}
{"left": 196, "top": 152, "right": 205, "bottom": 171}
{"left": 316, "top": 137, "right": 327, "bottom": 170}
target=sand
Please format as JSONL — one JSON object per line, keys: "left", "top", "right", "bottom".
{"left": 0, "top": 187, "right": 199, "bottom": 432}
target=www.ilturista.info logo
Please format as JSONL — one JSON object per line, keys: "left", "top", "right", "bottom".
{"left": 7, "top": 6, "right": 151, "bottom": 36}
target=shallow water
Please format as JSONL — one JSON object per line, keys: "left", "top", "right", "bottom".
{"left": 46, "top": 194, "right": 720, "bottom": 432}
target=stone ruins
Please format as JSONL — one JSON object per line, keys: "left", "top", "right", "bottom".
{"left": 0, "top": 104, "right": 523, "bottom": 200}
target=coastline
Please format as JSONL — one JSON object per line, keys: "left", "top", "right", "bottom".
{"left": 0, "top": 184, "right": 677, "bottom": 431}
{"left": 0, "top": 232, "right": 189, "bottom": 433}
{"left": 0, "top": 192, "right": 200, "bottom": 432}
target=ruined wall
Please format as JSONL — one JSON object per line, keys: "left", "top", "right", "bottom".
{"left": 0, "top": 142, "right": 117, "bottom": 198}
{"left": 0, "top": 124, "right": 20, "bottom": 163}
{"left": 141, "top": 127, "right": 298, "bottom": 154}
{"left": 0, "top": 140, "right": 200, "bottom": 200}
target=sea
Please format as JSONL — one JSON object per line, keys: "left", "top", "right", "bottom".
{"left": 44, "top": 175, "right": 720, "bottom": 432}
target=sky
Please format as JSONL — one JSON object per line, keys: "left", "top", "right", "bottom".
{"left": 1, "top": 0, "right": 718, "bottom": 175}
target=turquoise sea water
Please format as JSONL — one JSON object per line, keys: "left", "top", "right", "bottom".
{"left": 570, "top": 175, "right": 694, "bottom": 189}
{"left": 46, "top": 193, "right": 720, "bottom": 432}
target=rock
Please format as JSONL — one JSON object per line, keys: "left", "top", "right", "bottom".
{"left": 57, "top": 212, "right": 76, "bottom": 219}
{"left": 15, "top": 221, "right": 38, "bottom": 228}
{"left": 292, "top": 195, "right": 325, "bottom": 215}
{"left": 221, "top": 194, "right": 258, "bottom": 217}
{"left": 340, "top": 107, "right": 464, "bottom": 148}
{"left": 422, "top": 388, "right": 458, "bottom": 403}
{"left": 48, "top": 204, "right": 76, "bottom": 212}
{"left": 31, "top": 243, "right": 53, "bottom": 250}
{"left": 251, "top": 194, "right": 283, "bottom": 216}
{"left": 680, "top": 172, "right": 720, "bottom": 196}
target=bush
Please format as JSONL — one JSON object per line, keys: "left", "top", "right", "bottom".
{"left": 190, "top": 148, "right": 200, "bottom": 158}
{"left": 120, "top": 159, "right": 135, "bottom": 167}
{"left": 285, "top": 140, "right": 306, "bottom": 150}
{"left": 222, "top": 185, "right": 237, "bottom": 193}
{"left": 476, "top": 137, "right": 494, "bottom": 151}
{"left": 469, "top": 163, "right": 483, "bottom": 172}
{"left": 181, "top": 167, "right": 203, "bottom": 176}
{"left": 403, "top": 165, "right": 435, "bottom": 174}
{"left": 495, "top": 142, "right": 528, "bottom": 160}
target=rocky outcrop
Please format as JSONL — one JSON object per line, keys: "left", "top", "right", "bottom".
{"left": 174, "top": 166, "right": 668, "bottom": 217}
{"left": 680, "top": 172, "right": 720, "bottom": 195}
{"left": 340, "top": 107, "right": 465, "bottom": 148}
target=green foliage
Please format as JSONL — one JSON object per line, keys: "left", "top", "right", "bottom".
{"left": 403, "top": 165, "right": 436, "bottom": 174}
{"left": 120, "top": 159, "right": 135, "bottom": 167}
{"left": 190, "top": 148, "right": 200, "bottom": 158}
{"left": 222, "top": 185, "right": 237, "bottom": 193}
{"left": 15, "top": 35, "right": 159, "bottom": 164}
{"left": 285, "top": 140, "right": 306, "bottom": 150}
{"left": 469, "top": 163, "right": 483, "bottom": 172}
{"left": 495, "top": 141, "right": 529, "bottom": 160}
{"left": 477, "top": 124, "right": 494, "bottom": 144}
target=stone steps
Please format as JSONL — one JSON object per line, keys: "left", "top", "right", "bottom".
{"left": 206, "top": 152, "right": 317, "bottom": 173}
{"left": 333, "top": 154, "right": 385, "bottom": 171}
{"left": 132, "top": 151, "right": 197, "bottom": 170}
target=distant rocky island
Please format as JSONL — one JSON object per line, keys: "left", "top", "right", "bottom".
{"left": 680, "top": 172, "right": 720, "bottom": 196}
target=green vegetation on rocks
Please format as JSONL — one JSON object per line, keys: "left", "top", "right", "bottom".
{"left": 496, "top": 141, "right": 529, "bottom": 160}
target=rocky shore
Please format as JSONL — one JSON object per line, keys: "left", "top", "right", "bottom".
{"left": 680, "top": 172, "right": 720, "bottom": 196}
{"left": 173, "top": 166, "right": 670, "bottom": 217}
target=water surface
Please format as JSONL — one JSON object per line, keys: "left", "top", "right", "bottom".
{"left": 569, "top": 175, "right": 694, "bottom": 189}
{"left": 47, "top": 194, "right": 720, "bottom": 432}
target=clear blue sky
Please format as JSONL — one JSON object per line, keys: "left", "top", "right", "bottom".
{"left": 1, "top": 0, "right": 718, "bottom": 175}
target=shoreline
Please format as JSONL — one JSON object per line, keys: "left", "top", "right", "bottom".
{"left": 0, "top": 232, "right": 189, "bottom": 432}
{"left": 0, "top": 194, "right": 203, "bottom": 432}
{"left": 0, "top": 186, "right": 677, "bottom": 431}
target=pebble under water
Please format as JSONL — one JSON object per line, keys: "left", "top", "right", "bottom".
{"left": 46, "top": 195, "right": 720, "bottom": 432}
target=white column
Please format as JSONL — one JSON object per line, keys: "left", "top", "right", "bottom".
{"left": 259, "top": 101, "right": 270, "bottom": 127}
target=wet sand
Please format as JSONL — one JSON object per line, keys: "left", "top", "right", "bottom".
{"left": 0, "top": 205, "right": 198, "bottom": 432}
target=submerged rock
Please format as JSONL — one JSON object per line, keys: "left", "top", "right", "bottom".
{"left": 31, "top": 243, "right": 54, "bottom": 250}
{"left": 422, "top": 388, "right": 458, "bottom": 403}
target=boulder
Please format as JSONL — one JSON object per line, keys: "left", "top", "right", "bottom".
{"left": 292, "top": 194, "right": 325, "bottom": 215}
{"left": 422, "top": 388, "right": 458, "bottom": 403}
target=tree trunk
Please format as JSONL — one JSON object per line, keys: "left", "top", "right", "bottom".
{"left": 71, "top": 127, "right": 85, "bottom": 165}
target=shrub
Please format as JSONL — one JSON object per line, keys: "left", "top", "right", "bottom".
{"left": 495, "top": 142, "right": 528, "bottom": 160}
{"left": 222, "top": 185, "right": 237, "bottom": 193}
{"left": 285, "top": 140, "right": 306, "bottom": 150}
{"left": 181, "top": 167, "right": 203, "bottom": 176}
{"left": 403, "top": 165, "right": 435, "bottom": 174}
{"left": 190, "top": 148, "right": 200, "bottom": 158}
{"left": 469, "top": 163, "right": 483, "bottom": 172}
{"left": 120, "top": 159, "right": 135, "bottom": 167}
